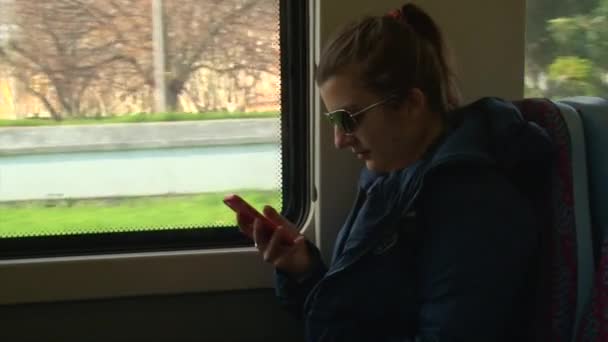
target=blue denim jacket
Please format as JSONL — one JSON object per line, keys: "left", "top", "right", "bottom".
{"left": 275, "top": 98, "right": 553, "bottom": 342}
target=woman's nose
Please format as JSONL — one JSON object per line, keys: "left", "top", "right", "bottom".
{"left": 334, "top": 126, "right": 353, "bottom": 149}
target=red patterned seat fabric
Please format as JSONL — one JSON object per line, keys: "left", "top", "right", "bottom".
{"left": 513, "top": 99, "right": 578, "bottom": 342}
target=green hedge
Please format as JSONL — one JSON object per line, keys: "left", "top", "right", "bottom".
{"left": 0, "top": 111, "right": 280, "bottom": 127}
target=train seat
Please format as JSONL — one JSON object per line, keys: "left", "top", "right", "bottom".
{"left": 513, "top": 98, "right": 593, "bottom": 342}
{"left": 559, "top": 97, "right": 608, "bottom": 342}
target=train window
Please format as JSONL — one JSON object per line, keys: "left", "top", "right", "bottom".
{"left": 525, "top": 0, "right": 608, "bottom": 98}
{"left": 0, "top": 0, "right": 309, "bottom": 258}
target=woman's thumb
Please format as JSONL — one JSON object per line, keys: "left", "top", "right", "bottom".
{"left": 263, "top": 205, "right": 286, "bottom": 226}
{"left": 294, "top": 235, "right": 307, "bottom": 246}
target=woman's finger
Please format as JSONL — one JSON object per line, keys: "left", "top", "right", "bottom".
{"left": 252, "top": 218, "right": 271, "bottom": 251}
{"left": 236, "top": 212, "right": 253, "bottom": 238}
{"left": 263, "top": 206, "right": 300, "bottom": 241}
{"left": 263, "top": 206, "right": 293, "bottom": 228}
{"left": 263, "top": 226, "right": 290, "bottom": 264}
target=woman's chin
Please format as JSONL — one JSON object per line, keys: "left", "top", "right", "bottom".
{"left": 365, "top": 160, "right": 383, "bottom": 172}
{"left": 365, "top": 158, "right": 402, "bottom": 173}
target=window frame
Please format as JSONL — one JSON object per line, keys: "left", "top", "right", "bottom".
{"left": 0, "top": 0, "right": 310, "bottom": 260}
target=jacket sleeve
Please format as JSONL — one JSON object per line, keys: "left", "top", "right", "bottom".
{"left": 413, "top": 164, "right": 540, "bottom": 341}
{"left": 274, "top": 240, "right": 328, "bottom": 319}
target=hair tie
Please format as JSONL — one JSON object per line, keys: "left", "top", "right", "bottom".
{"left": 386, "top": 8, "right": 404, "bottom": 21}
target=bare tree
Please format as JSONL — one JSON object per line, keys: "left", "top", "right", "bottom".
{"left": 0, "top": 0, "right": 146, "bottom": 119}
{"left": 133, "top": 0, "right": 279, "bottom": 111}
{"left": 0, "top": 0, "right": 279, "bottom": 119}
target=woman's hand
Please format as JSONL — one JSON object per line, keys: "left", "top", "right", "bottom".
{"left": 237, "top": 205, "right": 312, "bottom": 277}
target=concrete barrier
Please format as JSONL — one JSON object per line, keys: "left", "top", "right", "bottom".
{"left": 0, "top": 118, "right": 280, "bottom": 155}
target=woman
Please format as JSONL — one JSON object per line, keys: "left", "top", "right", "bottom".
{"left": 237, "top": 3, "right": 551, "bottom": 341}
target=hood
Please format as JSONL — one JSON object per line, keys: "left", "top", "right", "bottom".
{"left": 335, "top": 97, "right": 554, "bottom": 267}
{"left": 430, "top": 97, "right": 553, "bottom": 174}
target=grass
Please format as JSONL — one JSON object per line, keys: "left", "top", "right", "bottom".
{"left": 0, "top": 111, "right": 280, "bottom": 127}
{"left": 0, "top": 190, "right": 281, "bottom": 238}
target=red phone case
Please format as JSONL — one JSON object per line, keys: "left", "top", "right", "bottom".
{"left": 223, "top": 194, "right": 296, "bottom": 243}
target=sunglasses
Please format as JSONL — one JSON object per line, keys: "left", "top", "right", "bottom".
{"left": 324, "top": 96, "right": 395, "bottom": 134}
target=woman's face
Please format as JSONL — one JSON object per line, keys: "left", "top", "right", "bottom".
{"left": 319, "top": 71, "right": 442, "bottom": 173}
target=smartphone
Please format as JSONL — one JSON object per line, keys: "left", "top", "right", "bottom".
{"left": 223, "top": 194, "right": 295, "bottom": 243}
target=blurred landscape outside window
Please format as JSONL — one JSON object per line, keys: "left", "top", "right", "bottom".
{"left": 526, "top": 0, "right": 608, "bottom": 99}
{"left": 0, "top": 0, "right": 283, "bottom": 238}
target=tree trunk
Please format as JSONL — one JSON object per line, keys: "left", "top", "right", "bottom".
{"left": 166, "top": 79, "right": 184, "bottom": 112}
{"left": 27, "top": 87, "right": 62, "bottom": 121}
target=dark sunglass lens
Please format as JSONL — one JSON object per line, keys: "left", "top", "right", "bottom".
{"left": 327, "top": 110, "right": 355, "bottom": 133}
{"left": 336, "top": 111, "right": 348, "bottom": 132}
{"left": 342, "top": 114, "right": 356, "bottom": 133}
{"left": 328, "top": 111, "right": 344, "bottom": 131}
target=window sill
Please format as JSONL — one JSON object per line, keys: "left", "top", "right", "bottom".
{"left": 0, "top": 246, "right": 282, "bottom": 305}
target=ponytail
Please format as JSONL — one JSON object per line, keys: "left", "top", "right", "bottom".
{"left": 389, "top": 4, "right": 461, "bottom": 114}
